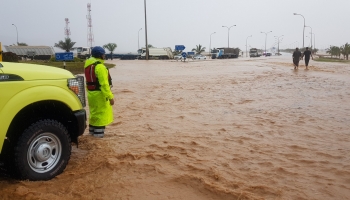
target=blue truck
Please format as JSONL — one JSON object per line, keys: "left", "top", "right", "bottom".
{"left": 211, "top": 48, "right": 238, "bottom": 59}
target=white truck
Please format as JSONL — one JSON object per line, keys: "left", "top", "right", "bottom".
{"left": 249, "top": 48, "right": 260, "bottom": 57}
{"left": 138, "top": 47, "right": 173, "bottom": 60}
{"left": 76, "top": 47, "right": 91, "bottom": 59}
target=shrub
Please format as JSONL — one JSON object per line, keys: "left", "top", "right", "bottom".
{"left": 3, "top": 52, "right": 19, "bottom": 62}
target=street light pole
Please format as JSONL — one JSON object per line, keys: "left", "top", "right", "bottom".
{"left": 274, "top": 35, "right": 283, "bottom": 55}
{"left": 209, "top": 32, "right": 216, "bottom": 58}
{"left": 144, "top": 0, "right": 149, "bottom": 60}
{"left": 305, "top": 25, "right": 312, "bottom": 48}
{"left": 222, "top": 25, "right": 236, "bottom": 48}
{"left": 12, "top": 24, "right": 18, "bottom": 45}
{"left": 138, "top": 28, "right": 142, "bottom": 50}
{"left": 311, "top": 32, "right": 315, "bottom": 51}
{"left": 246, "top": 35, "right": 252, "bottom": 57}
{"left": 293, "top": 13, "right": 305, "bottom": 48}
{"left": 261, "top": 31, "right": 272, "bottom": 55}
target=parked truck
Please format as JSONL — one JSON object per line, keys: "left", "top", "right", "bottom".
{"left": 211, "top": 48, "right": 238, "bottom": 59}
{"left": 0, "top": 61, "right": 86, "bottom": 180}
{"left": 75, "top": 47, "right": 92, "bottom": 59}
{"left": 138, "top": 47, "right": 174, "bottom": 60}
{"left": 249, "top": 48, "right": 260, "bottom": 57}
{"left": 4, "top": 46, "right": 55, "bottom": 60}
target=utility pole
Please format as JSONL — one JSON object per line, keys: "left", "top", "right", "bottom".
{"left": 261, "top": 31, "right": 272, "bottom": 55}
{"left": 293, "top": 13, "right": 305, "bottom": 48}
{"left": 222, "top": 25, "right": 236, "bottom": 48}
{"left": 210, "top": 32, "right": 216, "bottom": 58}
{"left": 246, "top": 35, "right": 252, "bottom": 57}
{"left": 274, "top": 35, "right": 283, "bottom": 55}
{"left": 12, "top": 24, "right": 18, "bottom": 45}
{"left": 144, "top": 0, "right": 149, "bottom": 60}
{"left": 138, "top": 28, "right": 142, "bottom": 50}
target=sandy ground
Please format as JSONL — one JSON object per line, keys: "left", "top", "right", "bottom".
{"left": 1, "top": 54, "right": 350, "bottom": 200}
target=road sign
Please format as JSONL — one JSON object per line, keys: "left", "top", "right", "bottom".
{"left": 55, "top": 52, "right": 74, "bottom": 61}
{"left": 181, "top": 52, "right": 187, "bottom": 57}
{"left": 187, "top": 52, "right": 195, "bottom": 55}
{"left": 175, "top": 45, "right": 186, "bottom": 51}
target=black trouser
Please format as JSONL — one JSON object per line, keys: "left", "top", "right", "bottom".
{"left": 89, "top": 125, "right": 105, "bottom": 135}
{"left": 305, "top": 58, "right": 310, "bottom": 66}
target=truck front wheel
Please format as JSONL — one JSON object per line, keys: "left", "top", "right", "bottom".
{"left": 14, "top": 119, "right": 71, "bottom": 181}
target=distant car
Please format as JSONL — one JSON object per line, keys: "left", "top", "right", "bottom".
{"left": 193, "top": 54, "right": 207, "bottom": 60}
{"left": 174, "top": 54, "right": 182, "bottom": 61}
{"left": 266, "top": 53, "right": 272, "bottom": 56}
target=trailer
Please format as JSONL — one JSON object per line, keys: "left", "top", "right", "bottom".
{"left": 4, "top": 45, "right": 55, "bottom": 60}
{"left": 211, "top": 48, "right": 238, "bottom": 59}
{"left": 138, "top": 47, "right": 174, "bottom": 60}
{"left": 105, "top": 53, "right": 138, "bottom": 60}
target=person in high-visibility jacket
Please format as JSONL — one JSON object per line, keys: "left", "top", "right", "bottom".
{"left": 84, "top": 46, "right": 114, "bottom": 138}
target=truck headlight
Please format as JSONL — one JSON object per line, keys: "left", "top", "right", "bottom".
{"left": 68, "top": 76, "right": 86, "bottom": 107}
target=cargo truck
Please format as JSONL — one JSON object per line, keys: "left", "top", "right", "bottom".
{"left": 249, "top": 48, "right": 260, "bottom": 57}
{"left": 211, "top": 48, "right": 238, "bottom": 59}
{"left": 138, "top": 47, "right": 174, "bottom": 60}
{"left": 75, "top": 47, "right": 92, "bottom": 59}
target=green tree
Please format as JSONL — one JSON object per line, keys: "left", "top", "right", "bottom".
{"left": 103, "top": 43, "right": 117, "bottom": 60}
{"left": 17, "top": 42, "right": 28, "bottom": 46}
{"left": 234, "top": 47, "right": 241, "bottom": 55}
{"left": 326, "top": 46, "right": 341, "bottom": 58}
{"left": 192, "top": 44, "right": 206, "bottom": 54}
{"left": 12, "top": 42, "right": 28, "bottom": 46}
{"left": 54, "top": 38, "right": 76, "bottom": 52}
{"left": 172, "top": 50, "right": 182, "bottom": 56}
{"left": 340, "top": 43, "right": 350, "bottom": 60}
{"left": 147, "top": 44, "right": 154, "bottom": 48}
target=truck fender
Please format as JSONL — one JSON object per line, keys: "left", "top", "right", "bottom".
{"left": 0, "top": 86, "right": 82, "bottom": 153}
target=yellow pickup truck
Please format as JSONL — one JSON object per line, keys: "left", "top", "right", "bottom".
{"left": 0, "top": 61, "right": 86, "bottom": 181}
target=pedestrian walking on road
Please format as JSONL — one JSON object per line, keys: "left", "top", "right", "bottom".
{"left": 292, "top": 47, "right": 302, "bottom": 70}
{"left": 302, "top": 47, "right": 313, "bottom": 70}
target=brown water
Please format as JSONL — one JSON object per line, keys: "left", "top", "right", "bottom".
{"left": 1, "top": 56, "right": 350, "bottom": 200}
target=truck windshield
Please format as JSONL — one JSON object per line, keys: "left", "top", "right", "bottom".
{"left": 77, "top": 48, "right": 82, "bottom": 53}
{"left": 211, "top": 50, "right": 219, "bottom": 53}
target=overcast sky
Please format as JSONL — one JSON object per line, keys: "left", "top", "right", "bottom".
{"left": 1, "top": 0, "right": 349, "bottom": 53}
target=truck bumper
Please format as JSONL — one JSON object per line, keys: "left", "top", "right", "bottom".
{"left": 74, "top": 109, "right": 87, "bottom": 136}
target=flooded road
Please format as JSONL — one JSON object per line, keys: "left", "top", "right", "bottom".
{"left": 1, "top": 55, "right": 350, "bottom": 199}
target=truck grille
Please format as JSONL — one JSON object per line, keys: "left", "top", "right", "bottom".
{"left": 68, "top": 76, "right": 86, "bottom": 107}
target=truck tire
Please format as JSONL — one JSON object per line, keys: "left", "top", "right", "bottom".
{"left": 14, "top": 119, "right": 71, "bottom": 181}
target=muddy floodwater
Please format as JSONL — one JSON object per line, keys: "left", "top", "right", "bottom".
{"left": 1, "top": 55, "right": 350, "bottom": 200}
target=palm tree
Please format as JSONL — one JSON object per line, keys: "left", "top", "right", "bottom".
{"left": 192, "top": 44, "right": 206, "bottom": 54}
{"left": 340, "top": 43, "right": 350, "bottom": 60}
{"left": 326, "top": 46, "right": 340, "bottom": 58}
{"left": 103, "top": 43, "right": 117, "bottom": 60}
{"left": 172, "top": 50, "right": 182, "bottom": 56}
{"left": 54, "top": 38, "right": 76, "bottom": 52}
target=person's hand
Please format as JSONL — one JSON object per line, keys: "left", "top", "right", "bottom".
{"left": 109, "top": 98, "right": 115, "bottom": 105}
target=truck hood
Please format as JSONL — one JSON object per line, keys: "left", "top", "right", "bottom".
{"left": 0, "top": 62, "right": 74, "bottom": 80}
